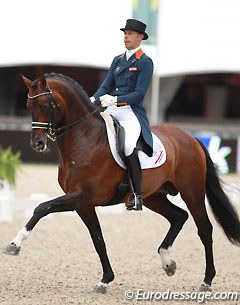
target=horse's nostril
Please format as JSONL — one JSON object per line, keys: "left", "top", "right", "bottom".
{"left": 31, "top": 140, "right": 45, "bottom": 151}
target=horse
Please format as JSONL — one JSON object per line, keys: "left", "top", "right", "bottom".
{"left": 3, "top": 73, "right": 240, "bottom": 294}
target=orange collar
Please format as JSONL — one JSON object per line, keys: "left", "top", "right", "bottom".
{"left": 135, "top": 49, "right": 144, "bottom": 59}
{"left": 119, "top": 48, "right": 144, "bottom": 60}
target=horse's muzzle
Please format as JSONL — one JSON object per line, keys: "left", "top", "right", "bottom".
{"left": 31, "top": 138, "right": 50, "bottom": 153}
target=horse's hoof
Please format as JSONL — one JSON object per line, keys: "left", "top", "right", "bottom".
{"left": 93, "top": 282, "right": 107, "bottom": 294}
{"left": 2, "top": 243, "right": 21, "bottom": 256}
{"left": 199, "top": 282, "right": 212, "bottom": 292}
{"left": 163, "top": 259, "right": 176, "bottom": 276}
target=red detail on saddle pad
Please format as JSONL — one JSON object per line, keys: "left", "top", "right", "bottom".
{"left": 154, "top": 150, "right": 163, "bottom": 164}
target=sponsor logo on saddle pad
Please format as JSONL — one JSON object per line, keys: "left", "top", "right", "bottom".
{"left": 101, "top": 113, "right": 166, "bottom": 169}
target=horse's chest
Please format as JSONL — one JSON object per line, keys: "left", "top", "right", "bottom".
{"left": 58, "top": 163, "right": 75, "bottom": 192}
{"left": 58, "top": 162, "right": 88, "bottom": 193}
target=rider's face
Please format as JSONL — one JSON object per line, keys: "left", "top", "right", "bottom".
{"left": 123, "top": 30, "right": 144, "bottom": 50}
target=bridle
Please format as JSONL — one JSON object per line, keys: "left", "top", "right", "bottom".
{"left": 28, "top": 83, "right": 101, "bottom": 141}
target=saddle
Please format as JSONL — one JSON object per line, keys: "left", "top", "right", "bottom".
{"left": 111, "top": 115, "right": 150, "bottom": 165}
{"left": 99, "top": 111, "right": 166, "bottom": 205}
{"left": 112, "top": 117, "right": 126, "bottom": 164}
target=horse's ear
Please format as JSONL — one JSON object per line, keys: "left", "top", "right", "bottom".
{"left": 40, "top": 74, "right": 47, "bottom": 88}
{"left": 21, "top": 75, "right": 32, "bottom": 89}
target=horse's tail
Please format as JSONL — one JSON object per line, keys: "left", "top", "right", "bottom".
{"left": 196, "top": 138, "right": 240, "bottom": 246}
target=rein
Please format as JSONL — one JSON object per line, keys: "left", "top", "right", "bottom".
{"left": 28, "top": 84, "right": 101, "bottom": 141}
{"left": 47, "top": 105, "right": 101, "bottom": 141}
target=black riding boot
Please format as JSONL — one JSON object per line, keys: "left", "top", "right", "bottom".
{"left": 125, "top": 149, "right": 143, "bottom": 211}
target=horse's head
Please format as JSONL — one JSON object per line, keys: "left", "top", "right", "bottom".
{"left": 22, "top": 74, "right": 63, "bottom": 153}
{"left": 23, "top": 73, "right": 100, "bottom": 153}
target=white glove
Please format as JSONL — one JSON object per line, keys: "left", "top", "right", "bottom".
{"left": 100, "top": 94, "right": 117, "bottom": 107}
{"left": 90, "top": 96, "right": 96, "bottom": 103}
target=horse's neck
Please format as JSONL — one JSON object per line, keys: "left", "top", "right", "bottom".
{"left": 57, "top": 111, "right": 107, "bottom": 166}
{"left": 64, "top": 97, "right": 91, "bottom": 124}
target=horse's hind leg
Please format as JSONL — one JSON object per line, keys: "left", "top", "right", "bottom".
{"left": 76, "top": 207, "right": 114, "bottom": 294}
{"left": 181, "top": 192, "right": 216, "bottom": 291}
{"left": 145, "top": 194, "right": 188, "bottom": 277}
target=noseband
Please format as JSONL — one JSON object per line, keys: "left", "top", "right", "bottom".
{"left": 28, "top": 83, "right": 100, "bottom": 141}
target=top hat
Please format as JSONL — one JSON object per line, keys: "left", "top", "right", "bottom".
{"left": 120, "top": 19, "right": 148, "bottom": 40}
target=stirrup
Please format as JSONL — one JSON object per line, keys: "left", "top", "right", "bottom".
{"left": 125, "top": 194, "right": 142, "bottom": 211}
{"left": 134, "top": 194, "right": 143, "bottom": 211}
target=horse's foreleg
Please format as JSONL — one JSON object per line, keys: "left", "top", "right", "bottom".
{"left": 3, "top": 192, "right": 82, "bottom": 256}
{"left": 76, "top": 208, "right": 114, "bottom": 294}
{"left": 145, "top": 194, "right": 188, "bottom": 277}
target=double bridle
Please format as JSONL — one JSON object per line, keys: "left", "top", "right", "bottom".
{"left": 28, "top": 84, "right": 100, "bottom": 141}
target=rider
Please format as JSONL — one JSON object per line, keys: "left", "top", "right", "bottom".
{"left": 90, "top": 19, "right": 153, "bottom": 211}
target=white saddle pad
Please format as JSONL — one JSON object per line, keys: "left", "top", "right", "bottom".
{"left": 101, "top": 112, "right": 166, "bottom": 169}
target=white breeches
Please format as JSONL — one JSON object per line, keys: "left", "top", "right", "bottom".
{"left": 106, "top": 105, "right": 141, "bottom": 156}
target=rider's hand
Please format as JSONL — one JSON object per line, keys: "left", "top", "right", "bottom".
{"left": 100, "top": 94, "right": 117, "bottom": 107}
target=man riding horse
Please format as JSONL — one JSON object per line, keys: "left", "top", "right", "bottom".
{"left": 90, "top": 19, "right": 153, "bottom": 211}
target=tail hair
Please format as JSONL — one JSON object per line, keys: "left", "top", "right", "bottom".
{"left": 196, "top": 138, "right": 240, "bottom": 246}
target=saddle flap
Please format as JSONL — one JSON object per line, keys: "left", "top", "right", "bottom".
{"left": 100, "top": 111, "right": 166, "bottom": 169}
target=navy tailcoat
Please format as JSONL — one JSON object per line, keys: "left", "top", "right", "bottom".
{"left": 93, "top": 49, "right": 154, "bottom": 157}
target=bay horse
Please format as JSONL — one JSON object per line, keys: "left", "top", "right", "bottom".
{"left": 3, "top": 73, "right": 240, "bottom": 293}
